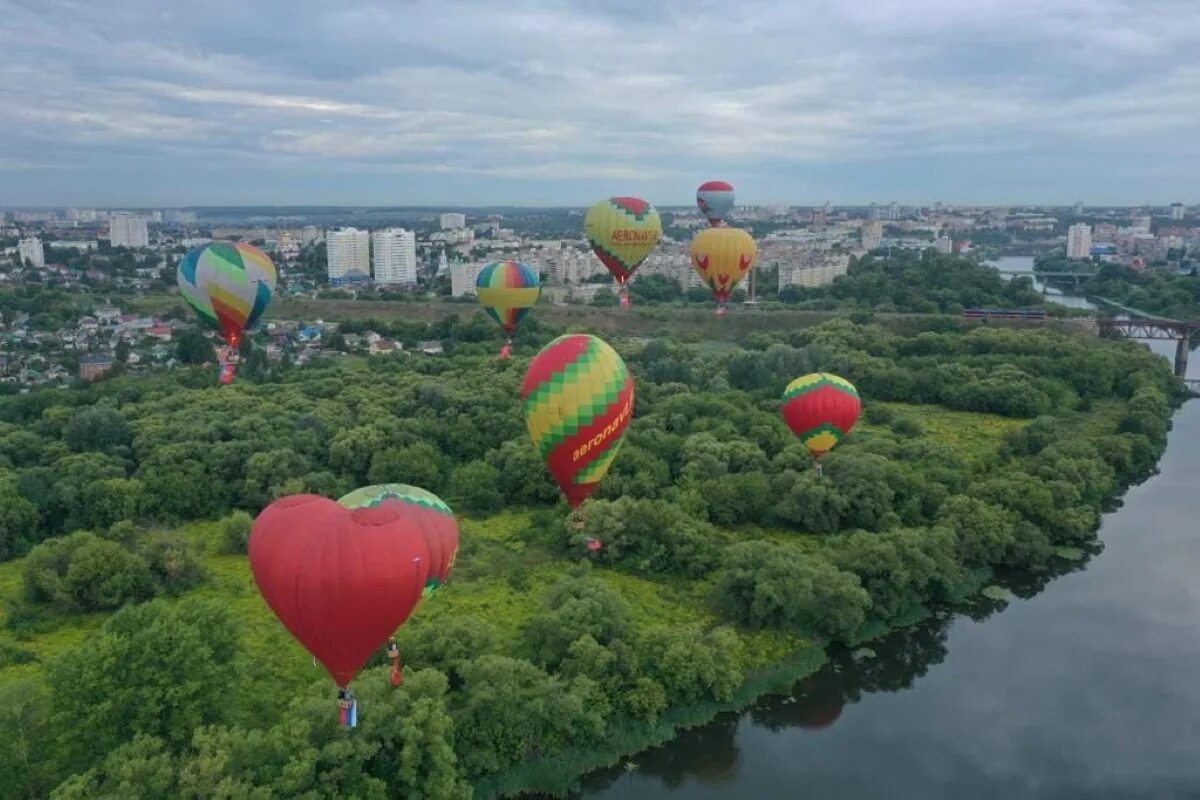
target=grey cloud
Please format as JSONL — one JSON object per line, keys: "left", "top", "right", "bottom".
{"left": 1, "top": 0, "right": 1198, "bottom": 203}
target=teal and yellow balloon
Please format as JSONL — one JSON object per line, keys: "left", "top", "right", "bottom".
{"left": 338, "top": 484, "right": 460, "bottom": 596}
{"left": 177, "top": 242, "right": 276, "bottom": 347}
{"left": 475, "top": 260, "right": 540, "bottom": 358}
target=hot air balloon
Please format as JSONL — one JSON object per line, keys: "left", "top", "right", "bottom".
{"left": 781, "top": 373, "right": 862, "bottom": 473}
{"left": 474, "top": 260, "right": 541, "bottom": 359}
{"left": 522, "top": 334, "right": 634, "bottom": 521}
{"left": 690, "top": 227, "right": 757, "bottom": 314}
{"left": 337, "top": 484, "right": 460, "bottom": 597}
{"left": 696, "top": 180, "right": 735, "bottom": 227}
{"left": 584, "top": 197, "right": 662, "bottom": 308}
{"left": 249, "top": 495, "right": 430, "bottom": 723}
{"left": 177, "top": 242, "right": 277, "bottom": 383}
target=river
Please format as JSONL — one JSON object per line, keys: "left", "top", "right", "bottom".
{"left": 988, "top": 255, "right": 1097, "bottom": 311}
{"left": 580, "top": 263, "right": 1200, "bottom": 799}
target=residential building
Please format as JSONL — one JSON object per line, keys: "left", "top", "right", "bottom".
{"left": 1067, "top": 223, "right": 1093, "bottom": 259}
{"left": 1170, "top": 203, "right": 1186, "bottom": 221}
{"left": 276, "top": 234, "right": 300, "bottom": 261}
{"left": 1072, "top": 201, "right": 1084, "bottom": 215}
{"left": 80, "top": 353, "right": 115, "bottom": 381}
{"left": 933, "top": 236, "right": 953, "bottom": 255}
{"left": 109, "top": 213, "right": 150, "bottom": 248}
{"left": 371, "top": 228, "right": 418, "bottom": 285}
{"left": 440, "top": 213, "right": 466, "bottom": 230}
{"left": 450, "top": 261, "right": 488, "bottom": 297}
{"left": 301, "top": 225, "right": 321, "bottom": 245}
{"left": 778, "top": 252, "right": 851, "bottom": 289}
{"left": 17, "top": 237, "right": 44, "bottom": 268}
{"left": 1131, "top": 215, "right": 1152, "bottom": 234}
{"left": 49, "top": 240, "right": 98, "bottom": 251}
{"left": 326, "top": 227, "right": 371, "bottom": 286}
{"left": 370, "top": 338, "right": 402, "bottom": 355}
{"left": 861, "top": 220, "right": 883, "bottom": 251}
{"left": 164, "top": 209, "right": 197, "bottom": 224}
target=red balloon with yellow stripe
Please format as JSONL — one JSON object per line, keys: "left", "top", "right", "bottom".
{"left": 521, "top": 334, "right": 634, "bottom": 509}
{"left": 781, "top": 373, "right": 862, "bottom": 459}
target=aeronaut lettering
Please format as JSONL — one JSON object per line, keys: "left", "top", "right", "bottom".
{"left": 571, "top": 397, "right": 633, "bottom": 462}
{"left": 610, "top": 229, "right": 658, "bottom": 244}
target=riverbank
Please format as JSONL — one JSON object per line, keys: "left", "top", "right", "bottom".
{"left": 578, "top": 369, "right": 1200, "bottom": 800}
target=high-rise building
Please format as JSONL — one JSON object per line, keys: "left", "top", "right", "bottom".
{"left": 1131, "top": 215, "right": 1152, "bottom": 233}
{"left": 886, "top": 201, "right": 899, "bottom": 221}
{"left": 371, "top": 228, "right": 417, "bottom": 285}
{"left": 301, "top": 225, "right": 321, "bottom": 245}
{"left": 17, "top": 237, "right": 44, "bottom": 268}
{"left": 1170, "top": 203, "right": 1186, "bottom": 220}
{"left": 1066, "top": 223, "right": 1093, "bottom": 259}
{"left": 933, "top": 236, "right": 953, "bottom": 255}
{"left": 326, "top": 227, "right": 371, "bottom": 286}
{"left": 440, "top": 213, "right": 466, "bottom": 230}
{"left": 108, "top": 213, "right": 149, "bottom": 248}
{"left": 862, "top": 220, "right": 883, "bottom": 251}
{"left": 450, "top": 261, "right": 488, "bottom": 297}
{"left": 1072, "top": 201, "right": 1084, "bottom": 215}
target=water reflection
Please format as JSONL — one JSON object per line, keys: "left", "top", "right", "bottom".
{"left": 578, "top": 540, "right": 1103, "bottom": 799}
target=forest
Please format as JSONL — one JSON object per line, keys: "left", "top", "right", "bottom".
{"left": 1035, "top": 256, "right": 1200, "bottom": 318}
{"left": 0, "top": 311, "right": 1181, "bottom": 798}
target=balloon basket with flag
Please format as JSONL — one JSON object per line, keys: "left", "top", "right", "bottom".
{"left": 337, "top": 689, "right": 358, "bottom": 729}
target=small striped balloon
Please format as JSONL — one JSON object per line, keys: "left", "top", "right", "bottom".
{"left": 781, "top": 373, "right": 862, "bottom": 459}
{"left": 475, "top": 260, "right": 541, "bottom": 336}
{"left": 177, "top": 242, "right": 277, "bottom": 346}
{"left": 522, "top": 334, "right": 634, "bottom": 508}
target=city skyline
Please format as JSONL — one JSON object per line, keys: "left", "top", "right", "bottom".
{"left": 2, "top": 0, "right": 1199, "bottom": 206}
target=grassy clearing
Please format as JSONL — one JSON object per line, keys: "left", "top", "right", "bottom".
{"left": 876, "top": 401, "right": 1027, "bottom": 460}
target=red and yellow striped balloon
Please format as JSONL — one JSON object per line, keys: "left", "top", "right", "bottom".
{"left": 781, "top": 373, "right": 861, "bottom": 459}
{"left": 521, "top": 334, "right": 634, "bottom": 508}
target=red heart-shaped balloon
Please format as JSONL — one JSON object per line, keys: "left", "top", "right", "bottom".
{"left": 249, "top": 495, "right": 430, "bottom": 688}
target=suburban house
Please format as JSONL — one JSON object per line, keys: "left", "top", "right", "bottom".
{"left": 79, "top": 353, "right": 115, "bottom": 381}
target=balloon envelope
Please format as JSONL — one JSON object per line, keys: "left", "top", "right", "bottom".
{"left": 696, "top": 180, "right": 735, "bottom": 226}
{"left": 522, "top": 334, "right": 634, "bottom": 508}
{"left": 249, "top": 495, "right": 430, "bottom": 688}
{"left": 781, "top": 373, "right": 862, "bottom": 458}
{"left": 338, "top": 484, "right": 460, "bottom": 594}
{"left": 583, "top": 198, "right": 662, "bottom": 284}
{"left": 177, "top": 242, "right": 276, "bottom": 346}
{"left": 690, "top": 227, "right": 758, "bottom": 303}
{"left": 475, "top": 260, "right": 540, "bottom": 336}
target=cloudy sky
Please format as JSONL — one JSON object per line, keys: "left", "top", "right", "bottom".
{"left": 2, "top": 0, "right": 1199, "bottom": 207}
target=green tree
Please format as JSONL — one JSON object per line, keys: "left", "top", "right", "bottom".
{"left": 62, "top": 406, "right": 131, "bottom": 453}
{"left": 47, "top": 598, "right": 239, "bottom": 769}
{"left": 175, "top": 329, "right": 216, "bottom": 365}
{"left": 448, "top": 460, "right": 502, "bottom": 514}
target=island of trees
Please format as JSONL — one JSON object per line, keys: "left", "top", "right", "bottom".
{"left": 0, "top": 261, "right": 1185, "bottom": 798}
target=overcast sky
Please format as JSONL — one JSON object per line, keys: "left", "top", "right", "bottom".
{"left": 2, "top": 0, "right": 1198, "bottom": 207}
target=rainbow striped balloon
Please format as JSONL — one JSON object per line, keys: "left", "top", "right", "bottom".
{"left": 522, "top": 334, "right": 634, "bottom": 509}
{"left": 780, "top": 373, "right": 862, "bottom": 459}
{"left": 337, "top": 484, "right": 459, "bottom": 595}
{"left": 475, "top": 260, "right": 541, "bottom": 336}
{"left": 177, "top": 242, "right": 277, "bottom": 346}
